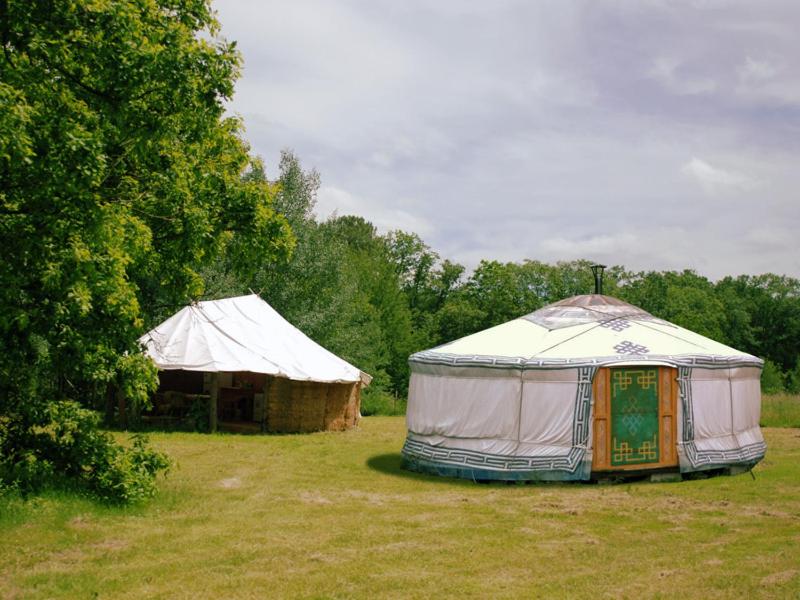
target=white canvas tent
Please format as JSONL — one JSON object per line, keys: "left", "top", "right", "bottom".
{"left": 403, "top": 294, "right": 765, "bottom": 481}
{"left": 140, "top": 294, "right": 368, "bottom": 384}
{"left": 139, "top": 294, "right": 369, "bottom": 433}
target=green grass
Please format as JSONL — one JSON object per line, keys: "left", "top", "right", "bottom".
{"left": 761, "top": 393, "right": 800, "bottom": 428}
{"left": 1, "top": 418, "right": 799, "bottom": 599}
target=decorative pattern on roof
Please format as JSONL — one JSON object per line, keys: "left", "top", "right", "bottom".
{"left": 522, "top": 294, "right": 669, "bottom": 330}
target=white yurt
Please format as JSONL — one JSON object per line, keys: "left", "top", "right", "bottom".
{"left": 403, "top": 293, "right": 765, "bottom": 481}
{"left": 139, "top": 294, "right": 370, "bottom": 433}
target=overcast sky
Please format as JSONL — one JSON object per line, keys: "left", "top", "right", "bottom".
{"left": 214, "top": 0, "right": 800, "bottom": 279}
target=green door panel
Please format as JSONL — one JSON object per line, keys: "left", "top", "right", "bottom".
{"left": 610, "top": 368, "right": 659, "bottom": 466}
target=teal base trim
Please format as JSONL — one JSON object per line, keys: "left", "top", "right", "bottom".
{"left": 679, "top": 458, "right": 762, "bottom": 474}
{"left": 401, "top": 455, "right": 591, "bottom": 482}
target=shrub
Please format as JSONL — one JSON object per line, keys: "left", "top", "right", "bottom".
{"left": 761, "top": 359, "right": 785, "bottom": 394}
{"left": 187, "top": 396, "right": 210, "bottom": 433}
{"left": 0, "top": 401, "right": 170, "bottom": 503}
{"left": 361, "top": 388, "right": 407, "bottom": 417}
{"left": 785, "top": 360, "right": 800, "bottom": 395}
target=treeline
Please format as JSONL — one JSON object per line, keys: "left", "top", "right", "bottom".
{"left": 197, "top": 152, "right": 800, "bottom": 402}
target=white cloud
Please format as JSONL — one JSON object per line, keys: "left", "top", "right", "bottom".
{"left": 536, "top": 230, "right": 700, "bottom": 274}
{"left": 540, "top": 234, "right": 638, "bottom": 257}
{"left": 738, "top": 56, "right": 779, "bottom": 83}
{"left": 734, "top": 55, "right": 800, "bottom": 106}
{"left": 316, "top": 185, "right": 434, "bottom": 237}
{"left": 744, "top": 226, "right": 793, "bottom": 248}
{"left": 648, "top": 57, "right": 717, "bottom": 96}
{"left": 681, "top": 158, "right": 758, "bottom": 195}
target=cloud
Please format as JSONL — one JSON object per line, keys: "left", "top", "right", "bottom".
{"left": 648, "top": 57, "right": 717, "bottom": 96}
{"left": 540, "top": 234, "right": 639, "bottom": 257}
{"left": 735, "top": 55, "right": 800, "bottom": 106}
{"left": 738, "top": 56, "right": 779, "bottom": 83}
{"left": 316, "top": 185, "right": 434, "bottom": 237}
{"left": 536, "top": 229, "right": 699, "bottom": 274}
{"left": 215, "top": 0, "right": 800, "bottom": 279}
{"left": 744, "top": 226, "right": 793, "bottom": 248}
{"left": 681, "top": 158, "right": 758, "bottom": 195}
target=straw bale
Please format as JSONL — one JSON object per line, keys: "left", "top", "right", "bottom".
{"left": 264, "top": 376, "right": 360, "bottom": 433}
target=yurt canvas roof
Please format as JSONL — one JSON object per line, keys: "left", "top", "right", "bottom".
{"left": 411, "top": 294, "right": 761, "bottom": 370}
{"left": 140, "top": 294, "right": 369, "bottom": 384}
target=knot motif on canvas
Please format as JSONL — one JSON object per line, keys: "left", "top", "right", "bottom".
{"left": 600, "top": 318, "right": 631, "bottom": 332}
{"left": 613, "top": 340, "right": 649, "bottom": 355}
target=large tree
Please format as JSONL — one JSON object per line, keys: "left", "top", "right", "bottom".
{"left": 0, "top": 0, "right": 292, "bottom": 499}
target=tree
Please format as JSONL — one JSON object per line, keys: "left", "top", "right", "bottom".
{"left": 761, "top": 360, "right": 785, "bottom": 394}
{"left": 0, "top": 0, "right": 292, "bottom": 500}
{"left": 322, "top": 216, "right": 417, "bottom": 393}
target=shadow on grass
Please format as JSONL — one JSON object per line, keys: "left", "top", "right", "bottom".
{"left": 365, "top": 453, "right": 644, "bottom": 488}
{"left": 366, "top": 452, "right": 475, "bottom": 487}
{"left": 365, "top": 453, "right": 580, "bottom": 488}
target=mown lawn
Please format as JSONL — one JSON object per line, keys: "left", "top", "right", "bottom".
{"left": 1, "top": 417, "right": 799, "bottom": 599}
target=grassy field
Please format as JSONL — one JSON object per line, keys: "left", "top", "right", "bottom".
{"left": 761, "top": 393, "right": 800, "bottom": 428}
{"left": 2, "top": 416, "right": 799, "bottom": 599}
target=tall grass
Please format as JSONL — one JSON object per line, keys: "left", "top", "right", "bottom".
{"left": 761, "top": 393, "right": 800, "bottom": 428}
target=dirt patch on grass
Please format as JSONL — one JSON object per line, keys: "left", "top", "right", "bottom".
{"left": 761, "top": 569, "right": 798, "bottom": 586}
{"left": 67, "top": 515, "right": 93, "bottom": 530}
{"left": 33, "top": 547, "right": 87, "bottom": 574}
{"left": 218, "top": 477, "right": 242, "bottom": 489}
{"left": 298, "top": 491, "right": 333, "bottom": 505}
{"left": 308, "top": 552, "right": 336, "bottom": 563}
{"left": 91, "top": 539, "right": 129, "bottom": 552}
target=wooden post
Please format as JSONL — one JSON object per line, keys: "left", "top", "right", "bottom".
{"left": 261, "top": 375, "right": 270, "bottom": 433}
{"left": 209, "top": 372, "right": 218, "bottom": 433}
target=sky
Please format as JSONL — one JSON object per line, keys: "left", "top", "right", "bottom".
{"left": 213, "top": 0, "right": 800, "bottom": 280}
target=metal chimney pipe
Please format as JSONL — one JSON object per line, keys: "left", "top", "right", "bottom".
{"left": 591, "top": 264, "right": 606, "bottom": 295}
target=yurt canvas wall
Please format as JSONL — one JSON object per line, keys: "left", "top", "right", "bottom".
{"left": 402, "top": 295, "right": 765, "bottom": 481}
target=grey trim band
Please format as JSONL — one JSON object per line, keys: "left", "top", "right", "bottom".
{"left": 402, "top": 456, "right": 589, "bottom": 482}
{"left": 679, "top": 440, "right": 767, "bottom": 470}
{"left": 409, "top": 351, "right": 762, "bottom": 374}
{"left": 402, "top": 438, "right": 587, "bottom": 473}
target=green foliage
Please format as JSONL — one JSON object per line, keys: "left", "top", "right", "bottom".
{"left": 715, "top": 274, "right": 800, "bottom": 370}
{"left": 204, "top": 154, "right": 422, "bottom": 395}
{"left": 761, "top": 360, "right": 785, "bottom": 394}
{"left": 187, "top": 397, "right": 210, "bottom": 433}
{"left": 0, "top": 401, "right": 169, "bottom": 503}
{"left": 0, "top": 0, "right": 292, "bottom": 501}
{"left": 786, "top": 361, "right": 800, "bottom": 395}
{"left": 360, "top": 388, "right": 407, "bottom": 417}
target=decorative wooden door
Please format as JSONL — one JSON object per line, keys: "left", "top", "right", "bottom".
{"left": 591, "top": 366, "right": 678, "bottom": 471}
